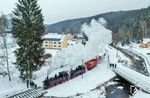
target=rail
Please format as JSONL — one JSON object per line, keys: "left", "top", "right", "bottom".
{"left": 0, "top": 88, "right": 28, "bottom": 98}
{"left": 6, "top": 87, "right": 46, "bottom": 98}
{"left": 113, "top": 68, "right": 150, "bottom": 93}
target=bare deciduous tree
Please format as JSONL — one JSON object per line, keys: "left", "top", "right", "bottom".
{"left": 0, "top": 14, "right": 11, "bottom": 81}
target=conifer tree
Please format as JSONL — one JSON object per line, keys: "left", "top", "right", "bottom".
{"left": 133, "top": 20, "right": 143, "bottom": 43}
{"left": 12, "top": 0, "right": 45, "bottom": 80}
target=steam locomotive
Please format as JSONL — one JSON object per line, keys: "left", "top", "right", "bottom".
{"left": 43, "top": 55, "right": 105, "bottom": 89}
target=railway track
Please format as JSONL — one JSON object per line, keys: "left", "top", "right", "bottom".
{"left": 5, "top": 87, "right": 46, "bottom": 98}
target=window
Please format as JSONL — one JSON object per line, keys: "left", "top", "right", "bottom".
{"left": 45, "top": 41, "right": 48, "bottom": 43}
{"left": 46, "top": 45, "right": 48, "bottom": 47}
{"left": 58, "top": 45, "right": 61, "bottom": 47}
{"left": 54, "top": 42, "right": 56, "bottom": 44}
{"left": 58, "top": 42, "right": 61, "bottom": 44}
{"left": 54, "top": 45, "right": 56, "bottom": 47}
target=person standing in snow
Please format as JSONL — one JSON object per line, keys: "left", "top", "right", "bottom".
{"left": 30, "top": 81, "right": 35, "bottom": 88}
{"left": 27, "top": 79, "right": 29, "bottom": 88}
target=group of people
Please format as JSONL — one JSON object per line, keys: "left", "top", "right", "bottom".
{"left": 110, "top": 63, "right": 117, "bottom": 68}
{"left": 26, "top": 79, "right": 37, "bottom": 88}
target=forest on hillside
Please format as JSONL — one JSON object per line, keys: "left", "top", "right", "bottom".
{"left": 47, "top": 6, "right": 150, "bottom": 45}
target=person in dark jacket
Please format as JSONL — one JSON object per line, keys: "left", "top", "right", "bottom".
{"left": 30, "top": 81, "right": 35, "bottom": 88}
{"left": 27, "top": 79, "right": 29, "bottom": 88}
{"left": 34, "top": 84, "right": 37, "bottom": 88}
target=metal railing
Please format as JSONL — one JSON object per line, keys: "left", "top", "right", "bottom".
{"left": 113, "top": 68, "right": 150, "bottom": 93}
{"left": 110, "top": 45, "right": 150, "bottom": 76}
{"left": 131, "top": 50, "right": 150, "bottom": 74}
{"left": 0, "top": 88, "right": 28, "bottom": 98}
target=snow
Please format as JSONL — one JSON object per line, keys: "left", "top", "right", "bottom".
{"left": 132, "top": 91, "right": 150, "bottom": 98}
{"left": 45, "top": 56, "right": 115, "bottom": 97}
{"left": 109, "top": 39, "right": 150, "bottom": 97}
{"left": 73, "top": 89, "right": 105, "bottom": 98}
{"left": 0, "top": 34, "right": 16, "bottom": 48}
{"left": 0, "top": 17, "right": 149, "bottom": 98}
{"left": 43, "top": 33, "right": 65, "bottom": 42}
{"left": 0, "top": 18, "right": 115, "bottom": 97}
{"left": 0, "top": 77, "right": 27, "bottom": 97}
{"left": 115, "top": 63, "right": 150, "bottom": 85}
{"left": 0, "top": 35, "right": 27, "bottom": 97}
{"left": 0, "top": 35, "right": 56, "bottom": 96}
{"left": 107, "top": 45, "right": 131, "bottom": 66}
{"left": 120, "top": 39, "right": 150, "bottom": 62}
{"left": 43, "top": 18, "right": 115, "bottom": 97}
{"left": 52, "top": 18, "right": 112, "bottom": 68}
{"left": 119, "top": 39, "right": 150, "bottom": 74}
{"left": 98, "top": 18, "right": 107, "bottom": 27}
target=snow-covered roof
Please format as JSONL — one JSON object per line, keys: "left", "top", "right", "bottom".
{"left": 43, "top": 33, "right": 65, "bottom": 42}
{"left": 77, "top": 34, "right": 84, "bottom": 39}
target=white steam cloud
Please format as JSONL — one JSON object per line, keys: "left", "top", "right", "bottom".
{"left": 52, "top": 18, "right": 112, "bottom": 68}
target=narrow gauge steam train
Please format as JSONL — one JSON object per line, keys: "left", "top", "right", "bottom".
{"left": 43, "top": 55, "right": 104, "bottom": 89}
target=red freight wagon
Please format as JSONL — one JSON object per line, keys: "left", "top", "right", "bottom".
{"left": 84, "top": 56, "right": 100, "bottom": 70}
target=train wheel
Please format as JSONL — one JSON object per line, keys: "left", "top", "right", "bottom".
{"left": 59, "top": 81, "right": 61, "bottom": 84}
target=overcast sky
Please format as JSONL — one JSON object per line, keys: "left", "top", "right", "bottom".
{"left": 0, "top": 0, "right": 150, "bottom": 24}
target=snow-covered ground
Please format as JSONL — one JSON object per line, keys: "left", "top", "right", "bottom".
{"left": 44, "top": 54, "right": 115, "bottom": 97}
{"left": 0, "top": 35, "right": 25, "bottom": 97}
{"left": 43, "top": 18, "right": 115, "bottom": 97}
{"left": 0, "top": 34, "right": 59, "bottom": 96}
{"left": 1, "top": 17, "right": 149, "bottom": 98}
{"left": 73, "top": 89, "right": 106, "bottom": 98}
{"left": 132, "top": 91, "right": 150, "bottom": 98}
{"left": 120, "top": 39, "right": 150, "bottom": 66}
{"left": 0, "top": 18, "right": 115, "bottom": 98}
{"left": 113, "top": 39, "right": 150, "bottom": 98}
